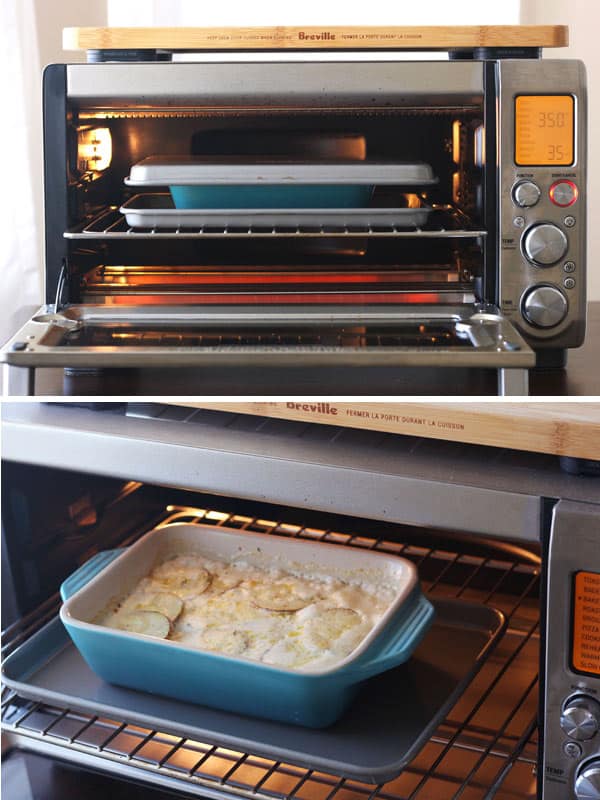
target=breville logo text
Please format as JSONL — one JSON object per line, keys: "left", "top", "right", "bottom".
{"left": 287, "top": 402, "right": 338, "bottom": 415}
{"left": 298, "top": 31, "right": 336, "bottom": 41}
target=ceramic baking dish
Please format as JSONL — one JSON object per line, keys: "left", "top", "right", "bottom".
{"left": 124, "top": 156, "right": 438, "bottom": 209}
{"left": 59, "top": 523, "right": 434, "bottom": 728}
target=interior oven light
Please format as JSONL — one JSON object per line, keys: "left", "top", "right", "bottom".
{"left": 77, "top": 127, "right": 112, "bottom": 172}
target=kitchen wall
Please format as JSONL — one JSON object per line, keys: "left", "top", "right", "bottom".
{"left": 521, "top": 0, "right": 598, "bottom": 301}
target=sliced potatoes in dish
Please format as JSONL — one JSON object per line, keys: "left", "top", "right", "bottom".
{"left": 135, "top": 592, "right": 183, "bottom": 622}
{"left": 250, "top": 581, "right": 317, "bottom": 612}
{"left": 112, "top": 610, "right": 171, "bottom": 639}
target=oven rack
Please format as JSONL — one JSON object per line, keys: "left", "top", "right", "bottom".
{"left": 2, "top": 505, "right": 541, "bottom": 800}
{"left": 64, "top": 205, "right": 487, "bottom": 240}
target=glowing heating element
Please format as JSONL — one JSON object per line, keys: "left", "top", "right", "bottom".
{"left": 515, "top": 95, "right": 574, "bottom": 166}
{"left": 572, "top": 571, "right": 600, "bottom": 676}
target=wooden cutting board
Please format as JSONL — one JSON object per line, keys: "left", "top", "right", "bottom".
{"left": 179, "top": 402, "right": 600, "bottom": 460}
{"left": 63, "top": 25, "right": 568, "bottom": 52}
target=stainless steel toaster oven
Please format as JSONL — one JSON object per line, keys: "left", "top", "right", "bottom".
{"left": 2, "top": 402, "right": 599, "bottom": 799}
{"left": 0, "top": 33, "right": 588, "bottom": 396}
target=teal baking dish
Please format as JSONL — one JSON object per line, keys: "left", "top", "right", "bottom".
{"left": 124, "top": 157, "right": 438, "bottom": 211}
{"left": 169, "top": 184, "right": 373, "bottom": 209}
{"left": 59, "top": 524, "right": 435, "bottom": 728}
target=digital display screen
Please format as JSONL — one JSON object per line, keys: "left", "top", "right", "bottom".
{"left": 572, "top": 571, "right": 600, "bottom": 677}
{"left": 515, "top": 95, "right": 575, "bottom": 166}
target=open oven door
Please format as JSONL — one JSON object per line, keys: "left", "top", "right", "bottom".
{"left": 1, "top": 302, "right": 535, "bottom": 397}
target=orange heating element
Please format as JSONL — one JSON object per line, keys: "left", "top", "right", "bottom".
{"left": 573, "top": 571, "right": 600, "bottom": 675}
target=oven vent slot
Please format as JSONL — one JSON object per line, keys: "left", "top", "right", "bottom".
{"left": 2, "top": 505, "right": 540, "bottom": 800}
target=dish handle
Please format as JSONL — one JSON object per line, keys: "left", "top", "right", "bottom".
{"left": 347, "top": 593, "right": 435, "bottom": 681}
{"left": 60, "top": 549, "right": 125, "bottom": 602}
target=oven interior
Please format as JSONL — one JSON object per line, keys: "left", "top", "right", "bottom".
{"left": 2, "top": 463, "right": 540, "bottom": 799}
{"left": 55, "top": 99, "right": 487, "bottom": 348}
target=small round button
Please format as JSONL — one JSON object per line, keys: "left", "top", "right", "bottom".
{"left": 564, "top": 216, "right": 576, "bottom": 228}
{"left": 513, "top": 180, "right": 541, "bottom": 208}
{"left": 513, "top": 216, "right": 525, "bottom": 228}
{"left": 564, "top": 277, "right": 576, "bottom": 289}
{"left": 564, "top": 261, "right": 576, "bottom": 273}
{"left": 550, "top": 179, "right": 578, "bottom": 207}
{"left": 564, "top": 741, "right": 583, "bottom": 759}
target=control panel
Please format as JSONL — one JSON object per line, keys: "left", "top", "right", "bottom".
{"left": 543, "top": 502, "right": 600, "bottom": 799}
{"left": 498, "top": 61, "right": 586, "bottom": 350}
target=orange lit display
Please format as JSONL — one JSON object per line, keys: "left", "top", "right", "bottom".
{"left": 573, "top": 571, "right": 600, "bottom": 676}
{"left": 515, "top": 95, "right": 574, "bottom": 166}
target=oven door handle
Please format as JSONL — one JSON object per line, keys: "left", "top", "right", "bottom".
{"left": 60, "top": 549, "right": 125, "bottom": 602}
{"left": 345, "top": 592, "right": 435, "bottom": 681}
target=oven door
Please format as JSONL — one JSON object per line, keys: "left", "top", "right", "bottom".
{"left": 1, "top": 302, "right": 535, "bottom": 395}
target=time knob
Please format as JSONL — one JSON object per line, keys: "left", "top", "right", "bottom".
{"left": 522, "top": 223, "right": 568, "bottom": 266}
{"left": 561, "top": 696, "right": 600, "bottom": 741}
{"left": 521, "top": 285, "right": 568, "bottom": 328}
{"left": 575, "top": 760, "right": 600, "bottom": 800}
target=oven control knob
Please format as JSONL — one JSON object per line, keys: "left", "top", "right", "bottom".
{"left": 513, "top": 180, "right": 541, "bottom": 208}
{"left": 550, "top": 179, "right": 578, "bottom": 207}
{"left": 561, "top": 696, "right": 600, "bottom": 741}
{"left": 522, "top": 223, "right": 568, "bottom": 266}
{"left": 575, "top": 760, "right": 600, "bottom": 800}
{"left": 522, "top": 285, "right": 568, "bottom": 328}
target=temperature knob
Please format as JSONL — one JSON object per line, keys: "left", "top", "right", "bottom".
{"left": 523, "top": 223, "right": 568, "bottom": 266}
{"left": 522, "top": 285, "right": 568, "bottom": 328}
{"left": 513, "top": 180, "right": 541, "bottom": 208}
{"left": 575, "top": 761, "right": 600, "bottom": 800}
{"left": 561, "top": 696, "right": 600, "bottom": 741}
{"left": 550, "top": 179, "right": 578, "bottom": 207}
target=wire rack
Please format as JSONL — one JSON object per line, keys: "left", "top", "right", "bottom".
{"left": 1, "top": 505, "right": 541, "bottom": 800}
{"left": 64, "top": 205, "right": 487, "bottom": 240}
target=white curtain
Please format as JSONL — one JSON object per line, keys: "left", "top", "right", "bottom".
{"left": 0, "top": 0, "right": 43, "bottom": 347}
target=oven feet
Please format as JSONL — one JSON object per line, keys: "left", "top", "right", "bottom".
{"left": 534, "top": 349, "right": 567, "bottom": 370}
{"left": 2, "top": 365, "right": 35, "bottom": 396}
{"left": 498, "top": 368, "right": 529, "bottom": 396}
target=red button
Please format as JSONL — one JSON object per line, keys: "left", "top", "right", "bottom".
{"left": 549, "top": 180, "right": 578, "bottom": 207}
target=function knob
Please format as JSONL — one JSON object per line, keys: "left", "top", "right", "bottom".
{"left": 522, "top": 285, "right": 568, "bottom": 328}
{"left": 513, "top": 180, "right": 541, "bottom": 208}
{"left": 575, "top": 760, "right": 600, "bottom": 800}
{"left": 522, "top": 223, "right": 568, "bottom": 266}
{"left": 562, "top": 696, "right": 600, "bottom": 741}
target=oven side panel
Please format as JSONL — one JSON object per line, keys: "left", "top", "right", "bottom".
{"left": 498, "top": 60, "right": 587, "bottom": 350}
{"left": 542, "top": 499, "right": 600, "bottom": 799}
{"left": 43, "top": 65, "right": 68, "bottom": 306}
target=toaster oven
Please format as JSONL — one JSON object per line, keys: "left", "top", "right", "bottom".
{"left": 0, "top": 27, "right": 588, "bottom": 397}
{"left": 2, "top": 402, "right": 599, "bottom": 799}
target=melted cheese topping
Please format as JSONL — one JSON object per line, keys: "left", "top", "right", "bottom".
{"left": 102, "top": 554, "right": 395, "bottom": 671}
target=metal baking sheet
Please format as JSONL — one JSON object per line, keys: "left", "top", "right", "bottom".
{"left": 119, "top": 193, "right": 433, "bottom": 228}
{"left": 125, "top": 156, "right": 438, "bottom": 186}
{"left": 2, "top": 598, "right": 504, "bottom": 784}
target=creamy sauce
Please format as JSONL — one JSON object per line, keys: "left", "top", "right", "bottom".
{"left": 102, "top": 554, "right": 396, "bottom": 671}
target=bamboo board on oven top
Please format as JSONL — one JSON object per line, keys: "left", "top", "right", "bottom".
{"left": 63, "top": 25, "right": 569, "bottom": 52}
{"left": 176, "top": 403, "right": 600, "bottom": 460}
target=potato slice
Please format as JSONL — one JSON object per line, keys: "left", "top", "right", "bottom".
{"left": 138, "top": 592, "right": 183, "bottom": 622}
{"left": 198, "top": 628, "right": 249, "bottom": 656}
{"left": 306, "top": 607, "right": 361, "bottom": 649}
{"left": 154, "top": 566, "right": 211, "bottom": 596}
{"left": 113, "top": 610, "right": 171, "bottom": 639}
{"left": 251, "top": 582, "right": 315, "bottom": 612}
